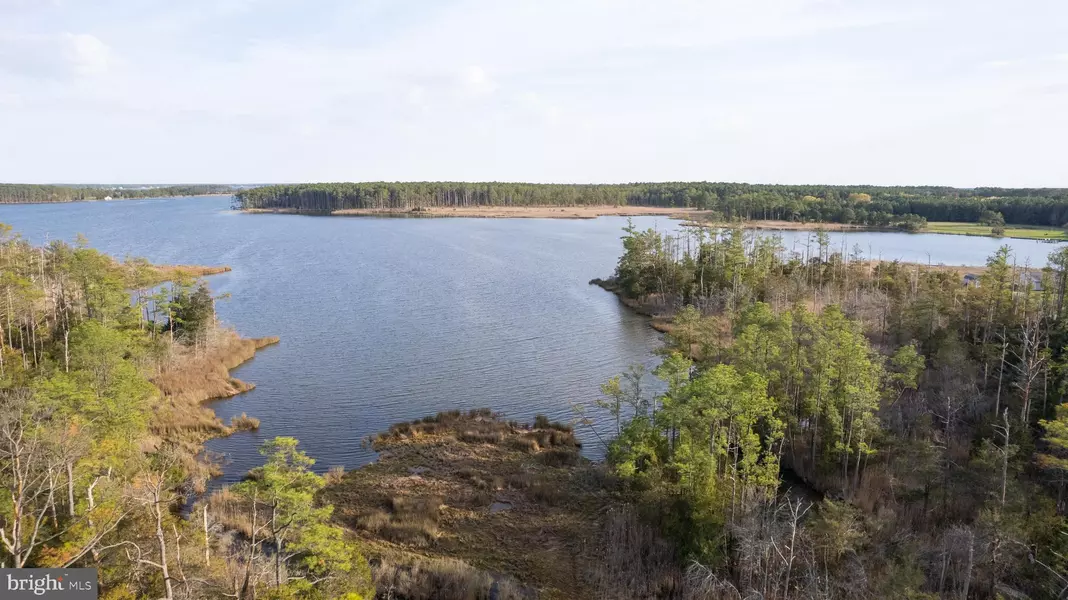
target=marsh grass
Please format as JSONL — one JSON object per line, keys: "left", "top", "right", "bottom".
{"left": 325, "top": 465, "right": 346, "bottom": 485}
{"left": 149, "top": 329, "right": 278, "bottom": 442}
{"left": 371, "top": 556, "right": 531, "bottom": 600}
{"left": 323, "top": 410, "right": 608, "bottom": 598}
{"left": 228, "top": 413, "right": 260, "bottom": 432}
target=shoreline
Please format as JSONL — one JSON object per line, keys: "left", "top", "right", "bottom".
{"left": 685, "top": 218, "right": 1068, "bottom": 242}
{"left": 243, "top": 206, "right": 1064, "bottom": 241}
{"left": 150, "top": 332, "right": 280, "bottom": 443}
{"left": 140, "top": 263, "right": 232, "bottom": 284}
{"left": 245, "top": 205, "right": 711, "bottom": 219}
{"left": 683, "top": 219, "right": 875, "bottom": 232}
{"left": 590, "top": 259, "right": 997, "bottom": 334}
{"left": 323, "top": 410, "right": 618, "bottom": 599}
{"left": 0, "top": 192, "right": 232, "bottom": 206}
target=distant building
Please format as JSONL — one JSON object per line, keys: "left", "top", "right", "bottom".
{"left": 103, "top": 195, "right": 112, "bottom": 201}
{"left": 1020, "top": 271, "right": 1044, "bottom": 291}
{"left": 962, "top": 272, "right": 1043, "bottom": 291}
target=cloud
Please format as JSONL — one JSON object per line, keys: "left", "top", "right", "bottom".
{"left": 0, "top": 32, "right": 111, "bottom": 78}
{"left": 461, "top": 65, "right": 496, "bottom": 96}
{"left": 406, "top": 85, "right": 426, "bottom": 107}
{"left": 1, "top": 0, "right": 1067, "bottom": 185}
{"left": 516, "top": 92, "right": 562, "bottom": 126}
{"left": 64, "top": 33, "right": 110, "bottom": 75}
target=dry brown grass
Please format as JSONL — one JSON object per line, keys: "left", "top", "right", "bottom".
{"left": 323, "top": 411, "right": 608, "bottom": 599}
{"left": 325, "top": 465, "right": 346, "bottom": 485}
{"left": 371, "top": 556, "right": 532, "bottom": 600}
{"left": 351, "top": 496, "right": 445, "bottom": 548}
{"left": 137, "top": 264, "right": 232, "bottom": 285}
{"left": 228, "top": 413, "right": 260, "bottom": 432}
{"left": 506, "top": 436, "right": 540, "bottom": 453}
{"left": 206, "top": 487, "right": 255, "bottom": 538}
{"left": 150, "top": 329, "right": 279, "bottom": 441}
{"left": 457, "top": 430, "right": 503, "bottom": 445}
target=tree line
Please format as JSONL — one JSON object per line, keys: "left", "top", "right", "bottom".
{"left": 0, "top": 184, "right": 236, "bottom": 204}
{"left": 587, "top": 222, "right": 1068, "bottom": 598}
{"left": 235, "top": 182, "right": 1068, "bottom": 227}
{"left": 0, "top": 225, "right": 372, "bottom": 599}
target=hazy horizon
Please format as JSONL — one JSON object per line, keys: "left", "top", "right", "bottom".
{"left": 8, "top": 179, "right": 1068, "bottom": 191}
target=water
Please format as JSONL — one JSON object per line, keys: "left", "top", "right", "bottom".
{"left": 0, "top": 197, "right": 1062, "bottom": 482}
{"left": 1, "top": 197, "right": 665, "bottom": 481}
{"left": 748, "top": 228, "right": 1062, "bottom": 268}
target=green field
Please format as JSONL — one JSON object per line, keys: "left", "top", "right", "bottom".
{"left": 924, "top": 222, "right": 1068, "bottom": 241}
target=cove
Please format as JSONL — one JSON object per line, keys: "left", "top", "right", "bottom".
{"left": 0, "top": 195, "right": 1061, "bottom": 482}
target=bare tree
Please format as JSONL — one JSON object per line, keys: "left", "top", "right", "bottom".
{"left": 0, "top": 388, "right": 60, "bottom": 567}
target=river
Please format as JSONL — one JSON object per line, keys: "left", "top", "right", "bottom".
{"left": 0, "top": 196, "right": 1062, "bottom": 482}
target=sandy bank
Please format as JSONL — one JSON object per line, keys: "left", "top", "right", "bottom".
{"left": 247, "top": 205, "right": 710, "bottom": 219}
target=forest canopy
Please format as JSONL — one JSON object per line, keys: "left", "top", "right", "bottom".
{"left": 234, "top": 182, "right": 1068, "bottom": 227}
{"left": 0, "top": 184, "right": 236, "bottom": 204}
{"left": 0, "top": 225, "right": 371, "bottom": 599}
{"left": 586, "top": 223, "right": 1068, "bottom": 598}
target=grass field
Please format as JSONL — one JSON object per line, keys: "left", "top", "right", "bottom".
{"left": 924, "top": 222, "right": 1068, "bottom": 241}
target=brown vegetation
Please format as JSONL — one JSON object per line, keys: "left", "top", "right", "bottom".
{"left": 228, "top": 412, "right": 261, "bottom": 432}
{"left": 136, "top": 263, "right": 232, "bottom": 284}
{"left": 149, "top": 329, "right": 278, "bottom": 441}
{"left": 324, "top": 410, "right": 645, "bottom": 600}
{"left": 370, "top": 556, "right": 531, "bottom": 600}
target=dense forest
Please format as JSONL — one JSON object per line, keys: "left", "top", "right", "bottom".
{"left": 235, "top": 182, "right": 1068, "bottom": 227}
{"left": 0, "top": 225, "right": 372, "bottom": 599}
{"left": 0, "top": 184, "right": 236, "bottom": 204}
{"left": 585, "top": 223, "right": 1068, "bottom": 598}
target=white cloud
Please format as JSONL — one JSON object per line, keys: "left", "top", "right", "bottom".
{"left": 406, "top": 85, "right": 426, "bottom": 107}
{"left": 64, "top": 33, "right": 110, "bottom": 75}
{"left": 1, "top": 0, "right": 1067, "bottom": 185}
{"left": 0, "top": 32, "right": 111, "bottom": 77}
{"left": 461, "top": 65, "right": 496, "bottom": 96}
{"left": 516, "top": 92, "right": 562, "bottom": 126}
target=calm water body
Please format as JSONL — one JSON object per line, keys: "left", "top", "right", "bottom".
{"left": 0, "top": 196, "right": 1062, "bottom": 482}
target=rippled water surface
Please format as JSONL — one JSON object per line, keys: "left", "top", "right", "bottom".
{"left": 1, "top": 197, "right": 669, "bottom": 480}
{"left": 1, "top": 196, "right": 1061, "bottom": 481}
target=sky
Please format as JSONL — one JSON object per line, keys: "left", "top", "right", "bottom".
{"left": 0, "top": 0, "right": 1065, "bottom": 187}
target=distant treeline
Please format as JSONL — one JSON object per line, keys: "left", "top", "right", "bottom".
{"left": 234, "top": 182, "right": 1068, "bottom": 227}
{"left": 0, "top": 183, "right": 235, "bottom": 204}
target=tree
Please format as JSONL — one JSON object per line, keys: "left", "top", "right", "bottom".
{"left": 232, "top": 438, "right": 373, "bottom": 598}
{"left": 1039, "top": 403, "right": 1068, "bottom": 509}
